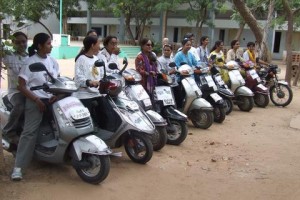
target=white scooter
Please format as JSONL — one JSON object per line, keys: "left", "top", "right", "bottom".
{"left": 1, "top": 63, "right": 113, "bottom": 184}
{"left": 224, "top": 61, "right": 254, "bottom": 112}
{"left": 174, "top": 64, "right": 214, "bottom": 129}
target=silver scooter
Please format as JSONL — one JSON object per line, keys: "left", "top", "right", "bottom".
{"left": 224, "top": 61, "right": 254, "bottom": 112}
{"left": 75, "top": 60, "right": 156, "bottom": 164}
{"left": 119, "top": 62, "right": 168, "bottom": 151}
{"left": 1, "top": 63, "right": 113, "bottom": 184}
{"left": 174, "top": 64, "right": 214, "bottom": 129}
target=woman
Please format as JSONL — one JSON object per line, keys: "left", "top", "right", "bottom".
{"left": 11, "top": 33, "right": 60, "bottom": 181}
{"left": 2, "top": 32, "right": 28, "bottom": 145}
{"left": 196, "top": 36, "right": 210, "bottom": 63}
{"left": 209, "top": 40, "right": 229, "bottom": 83}
{"left": 157, "top": 44, "right": 175, "bottom": 74}
{"left": 174, "top": 38, "right": 198, "bottom": 69}
{"left": 135, "top": 38, "right": 158, "bottom": 96}
{"left": 98, "top": 35, "right": 120, "bottom": 70}
{"left": 226, "top": 40, "right": 244, "bottom": 62}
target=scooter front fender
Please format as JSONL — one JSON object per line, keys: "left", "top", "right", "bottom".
{"left": 235, "top": 86, "right": 254, "bottom": 97}
{"left": 162, "top": 106, "right": 187, "bottom": 122}
{"left": 188, "top": 98, "right": 213, "bottom": 113}
{"left": 278, "top": 80, "right": 288, "bottom": 85}
{"left": 71, "top": 135, "right": 115, "bottom": 161}
{"left": 146, "top": 110, "right": 167, "bottom": 126}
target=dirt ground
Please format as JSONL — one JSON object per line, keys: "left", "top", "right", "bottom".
{"left": 1, "top": 59, "right": 300, "bottom": 200}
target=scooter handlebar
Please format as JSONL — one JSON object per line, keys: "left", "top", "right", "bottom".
{"left": 30, "top": 84, "right": 49, "bottom": 91}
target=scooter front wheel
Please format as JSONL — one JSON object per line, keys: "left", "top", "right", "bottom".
{"left": 74, "top": 154, "right": 110, "bottom": 184}
{"left": 254, "top": 93, "right": 269, "bottom": 108}
{"left": 191, "top": 110, "right": 214, "bottom": 129}
{"left": 237, "top": 96, "right": 254, "bottom": 112}
{"left": 151, "top": 126, "right": 167, "bottom": 151}
{"left": 213, "top": 106, "right": 226, "bottom": 123}
{"left": 223, "top": 97, "right": 233, "bottom": 115}
{"left": 124, "top": 133, "right": 153, "bottom": 164}
{"left": 167, "top": 120, "right": 188, "bottom": 145}
{"left": 269, "top": 83, "right": 293, "bottom": 107}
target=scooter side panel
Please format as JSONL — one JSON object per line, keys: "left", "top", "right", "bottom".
{"left": 145, "top": 110, "right": 167, "bottom": 126}
{"left": 234, "top": 86, "right": 254, "bottom": 97}
{"left": 188, "top": 98, "right": 213, "bottom": 113}
{"left": 162, "top": 106, "right": 187, "bottom": 121}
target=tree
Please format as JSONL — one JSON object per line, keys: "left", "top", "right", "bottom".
{"left": 231, "top": 0, "right": 273, "bottom": 62}
{"left": 281, "top": 0, "right": 300, "bottom": 85}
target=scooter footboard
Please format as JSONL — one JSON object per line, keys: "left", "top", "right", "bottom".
{"left": 71, "top": 135, "right": 115, "bottom": 161}
{"left": 235, "top": 86, "right": 254, "bottom": 97}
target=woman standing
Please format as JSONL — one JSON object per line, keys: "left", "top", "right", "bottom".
{"left": 98, "top": 35, "right": 120, "bottom": 70}
{"left": 2, "top": 32, "right": 28, "bottom": 145}
{"left": 135, "top": 38, "right": 158, "bottom": 96}
{"left": 196, "top": 36, "right": 210, "bottom": 63}
{"left": 11, "top": 33, "right": 60, "bottom": 181}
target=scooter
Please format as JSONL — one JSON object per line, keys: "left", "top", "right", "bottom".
{"left": 1, "top": 63, "right": 113, "bottom": 184}
{"left": 195, "top": 63, "right": 226, "bottom": 123}
{"left": 152, "top": 62, "right": 188, "bottom": 145}
{"left": 174, "top": 63, "right": 214, "bottom": 129}
{"left": 223, "top": 61, "right": 254, "bottom": 112}
{"left": 107, "top": 60, "right": 167, "bottom": 151}
{"left": 210, "top": 65, "right": 235, "bottom": 115}
{"left": 240, "top": 61, "right": 269, "bottom": 108}
{"left": 75, "top": 60, "right": 155, "bottom": 164}
{"left": 258, "top": 64, "right": 293, "bottom": 107}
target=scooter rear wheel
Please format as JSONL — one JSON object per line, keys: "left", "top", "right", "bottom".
{"left": 254, "top": 93, "right": 269, "bottom": 108}
{"left": 151, "top": 126, "right": 167, "bottom": 151}
{"left": 167, "top": 120, "right": 188, "bottom": 145}
{"left": 124, "top": 133, "right": 153, "bottom": 164}
{"left": 223, "top": 98, "right": 233, "bottom": 115}
{"left": 74, "top": 154, "right": 110, "bottom": 184}
{"left": 191, "top": 110, "right": 214, "bottom": 129}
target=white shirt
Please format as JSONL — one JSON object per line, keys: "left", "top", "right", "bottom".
{"left": 157, "top": 55, "right": 174, "bottom": 73}
{"left": 3, "top": 52, "right": 28, "bottom": 100}
{"left": 73, "top": 54, "right": 103, "bottom": 99}
{"left": 196, "top": 46, "right": 209, "bottom": 63}
{"left": 97, "top": 48, "right": 120, "bottom": 72}
{"left": 19, "top": 54, "right": 59, "bottom": 99}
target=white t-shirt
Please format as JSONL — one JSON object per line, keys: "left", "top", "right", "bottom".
{"left": 73, "top": 54, "right": 103, "bottom": 99}
{"left": 3, "top": 52, "right": 28, "bottom": 100}
{"left": 19, "top": 54, "right": 60, "bottom": 99}
{"left": 97, "top": 48, "right": 120, "bottom": 72}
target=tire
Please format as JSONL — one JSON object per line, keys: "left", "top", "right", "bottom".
{"left": 223, "top": 97, "right": 233, "bottom": 115}
{"left": 254, "top": 93, "right": 269, "bottom": 108}
{"left": 124, "top": 133, "right": 153, "bottom": 164}
{"left": 213, "top": 106, "right": 226, "bottom": 123}
{"left": 191, "top": 110, "right": 214, "bottom": 129}
{"left": 237, "top": 96, "right": 254, "bottom": 112}
{"left": 74, "top": 154, "right": 110, "bottom": 185}
{"left": 166, "top": 120, "right": 188, "bottom": 145}
{"left": 270, "top": 83, "right": 293, "bottom": 107}
{"left": 151, "top": 126, "right": 167, "bottom": 151}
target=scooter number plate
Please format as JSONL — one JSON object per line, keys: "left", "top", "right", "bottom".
{"left": 249, "top": 69, "right": 259, "bottom": 79}
{"left": 205, "top": 76, "right": 216, "bottom": 87}
{"left": 215, "top": 76, "right": 225, "bottom": 85}
{"left": 70, "top": 107, "right": 90, "bottom": 120}
{"left": 155, "top": 86, "right": 175, "bottom": 106}
{"left": 210, "top": 93, "right": 222, "bottom": 102}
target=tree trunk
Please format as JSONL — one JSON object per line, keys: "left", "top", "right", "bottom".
{"left": 282, "top": 0, "right": 293, "bottom": 85}
{"left": 232, "top": 0, "right": 263, "bottom": 43}
{"left": 234, "top": 22, "right": 245, "bottom": 41}
{"left": 124, "top": 14, "right": 135, "bottom": 45}
{"left": 260, "top": 0, "right": 274, "bottom": 62}
{"left": 35, "top": 21, "right": 53, "bottom": 38}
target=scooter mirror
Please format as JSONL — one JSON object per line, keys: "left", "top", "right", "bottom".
{"left": 94, "top": 60, "right": 105, "bottom": 67}
{"left": 123, "top": 57, "right": 128, "bottom": 66}
{"left": 169, "top": 62, "right": 176, "bottom": 68}
{"left": 108, "top": 63, "right": 118, "bottom": 70}
{"left": 210, "top": 55, "right": 217, "bottom": 61}
{"left": 29, "top": 62, "right": 47, "bottom": 72}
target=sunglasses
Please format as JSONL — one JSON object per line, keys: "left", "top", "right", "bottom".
{"left": 146, "top": 43, "right": 153, "bottom": 47}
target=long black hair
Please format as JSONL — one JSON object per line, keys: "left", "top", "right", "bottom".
{"left": 27, "top": 33, "right": 50, "bottom": 57}
{"left": 210, "top": 40, "right": 223, "bottom": 53}
{"left": 75, "top": 35, "right": 99, "bottom": 62}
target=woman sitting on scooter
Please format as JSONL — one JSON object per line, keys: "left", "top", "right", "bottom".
{"left": 135, "top": 38, "right": 158, "bottom": 98}
{"left": 11, "top": 33, "right": 60, "bottom": 181}
{"left": 196, "top": 36, "right": 210, "bottom": 64}
{"left": 209, "top": 40, "right": 229, "bottom": 83}
{"left": 98, "top": 35, "right": 121, "bottom": 70}
{"left": 226, "top": 40, "right": 246, "bottom": 77}
{"left": 243, "top": 42, "right": 269, "bottom": 69}
{"left": 2, "top": 32, "right": 28, "bottom": 147}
